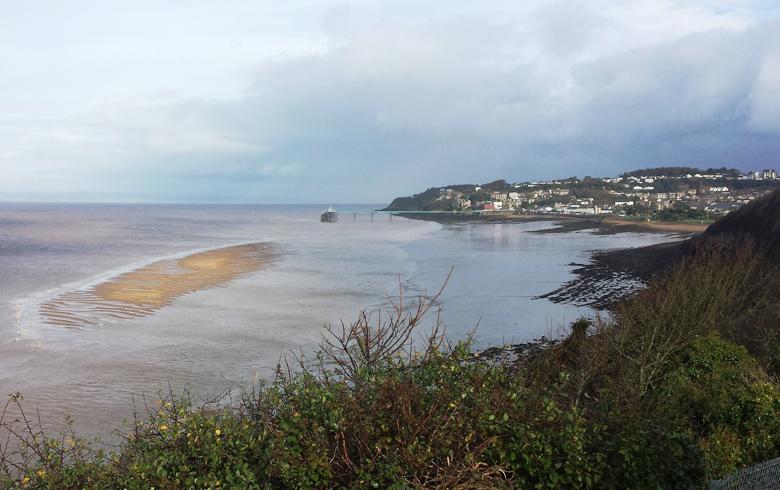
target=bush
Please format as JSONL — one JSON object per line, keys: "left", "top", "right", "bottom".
{"left": 655, "top": 333, "right": 780, "bottom": 479}
{"left": 2, "top": 263, "right": 780, "bottom": 488}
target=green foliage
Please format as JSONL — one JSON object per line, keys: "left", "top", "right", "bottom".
{"left": 657, "top": 203, "right": 709, "bottom": 222}
{"left": 111, "top": 396, "right": 271, "bottom": 489}
{"left": 656, "top": 333, "right": 780, "bottom": 479}
{"left": 598, "top": 420, "right": 704, "bottom": 489}
{"left": 3, "top": 246, "right": 780, "bottom": 488}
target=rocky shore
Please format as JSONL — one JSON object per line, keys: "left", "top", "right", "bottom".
{"left": 474, "top": 336, "right": 560, "bottom": 364}
{"left": 537, "top": 241, "right": 687, "bottom": 308}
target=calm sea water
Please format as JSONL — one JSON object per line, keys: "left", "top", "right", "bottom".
{"left": 0, "top": 203, "right": 674, "bottom": 437}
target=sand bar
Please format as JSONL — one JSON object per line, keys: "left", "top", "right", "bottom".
{"left": 40, "top": 243, "right": 278, "bottom": 328}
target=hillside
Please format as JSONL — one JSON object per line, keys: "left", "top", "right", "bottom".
{"left": 693, "top": 187, "right": 780, "bottom": 256}
{"left": 383, "top": 169, "right": 779, "bottom": 217}
{"left": 382, "top": 180, "right": 511, "bottom": 211}
{"left": 382, "top": 187, "right": 449, "bottom": 211}
{"left": 623, "top": 166, "right": 742, "bottom": 177}
{"left": 542, "top": 189, "right": 780, "bottom": 307}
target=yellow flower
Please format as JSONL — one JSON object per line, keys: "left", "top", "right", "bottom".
{"left": 165, "top": 401, "right": 172, "bottom": 409}
{"left": 21, "top": 476, "right": 30, "bottom": 485}
{"left": 159, "top": 424, "right": 168, "bottom": 431}
{"left": 36, "top": 469, "right": 46, "bottom": 478}
{"left": 214, "top": 428, "right": 221, "bottom": 436}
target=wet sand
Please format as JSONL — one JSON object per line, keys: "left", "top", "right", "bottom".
{"left": 402, "top": 213, "right": 709, "bottom": 235}
{"left": 40, "top": 243, "right": 279, "bottom": 328}
{"left": 601, "top": 217, "right": 710, "bottom": 234}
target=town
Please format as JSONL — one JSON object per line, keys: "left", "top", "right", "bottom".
{"left": 384, "top": 167, "right": 780, "bottom": 222}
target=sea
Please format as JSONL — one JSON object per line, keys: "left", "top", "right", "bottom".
{"left": 0, "top": 203, "right": 676, "bottom": 438}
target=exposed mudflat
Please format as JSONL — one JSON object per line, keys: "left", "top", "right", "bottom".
{"left": 538, "top": 241, "right": 687, "bottom": 309}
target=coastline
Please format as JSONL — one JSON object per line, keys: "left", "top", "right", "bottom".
{"left": 393, "top": 210, "right": 698, "bottom": 310}
{"left": 397, "top": 211, "right": 708, "bottom": 236}
{"left": 537, "top": 241, "right": 687, "bottom": 309}
{"left": 601, "top": 216, "right": 710, "bottom": 233}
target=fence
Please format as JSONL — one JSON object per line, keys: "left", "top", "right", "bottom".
{"left": 710, "top": 457, "right": 780, "bottom": 489}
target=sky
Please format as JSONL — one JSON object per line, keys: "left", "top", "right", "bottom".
{"left": 1, "top": 1, "right": 779, "bottom": 203}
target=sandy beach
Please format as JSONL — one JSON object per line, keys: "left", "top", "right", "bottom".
{"left": 601, "top": 217, "right": 710, "bottom": 233}
{"left": 40, "top": 243, "right": 278, "bottom": 327}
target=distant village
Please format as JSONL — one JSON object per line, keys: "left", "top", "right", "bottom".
{"left": 385, "top": 167, "right": 780, "bottom": 221}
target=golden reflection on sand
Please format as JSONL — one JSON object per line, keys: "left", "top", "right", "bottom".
{"left": 40, "top": 243, "right": 278, "bottom": 328}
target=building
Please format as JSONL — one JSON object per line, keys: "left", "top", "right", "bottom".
{"left": 762, "top": 169, "right": 777, "bottom": 180}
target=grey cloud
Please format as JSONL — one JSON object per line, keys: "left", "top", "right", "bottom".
{"left": 0, "top": 2, "right": 778, "bottom": 202}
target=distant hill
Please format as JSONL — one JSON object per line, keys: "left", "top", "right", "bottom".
{"left": 383, "top": 187, "right": 444, "bottom": 211}
{"left": 383, "top": 167, "right": 774, "bottom": 212}
{"left": 383, "top": 180, "right": 517, "bottom": 211}
{"left": 623, "top": 166, "right": 742, "bottom": 178}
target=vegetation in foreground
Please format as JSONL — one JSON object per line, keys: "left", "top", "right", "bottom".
{"left": 3, "top": 206, "right": 780, "bottom": 488}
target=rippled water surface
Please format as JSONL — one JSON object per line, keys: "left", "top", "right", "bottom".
{"left": 0, "top": 203, "right": 675, "bottom": 437}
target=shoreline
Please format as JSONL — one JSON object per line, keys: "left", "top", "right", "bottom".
{"left": 394, "top": 210, "right": 698, "bottom": 310}
{"left": 538, "top": 240, "right": 688, "bottom": 309}
{"left": 398, "top": 211, "right": 707, "bottom": 236}
{"left": 601, "top": 216, "right": 710, "bottom": 233}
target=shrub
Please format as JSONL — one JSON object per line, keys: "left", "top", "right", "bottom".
{"left": 2, "top": 266, "right": 780, "bottom": 488}
{"left": 609, "top": 244, "right": 763, "bottom": 401}
{"left": 655, "top": 333, "right": 780, "bottom": 479}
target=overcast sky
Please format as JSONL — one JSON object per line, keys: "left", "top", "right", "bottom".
{"left": 1, "top": 1, "right": 779, "bottom": 203}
